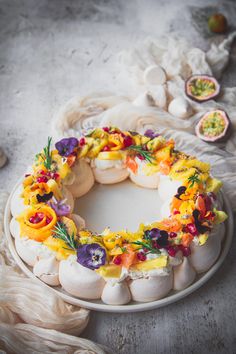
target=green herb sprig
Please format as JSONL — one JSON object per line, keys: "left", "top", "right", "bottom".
{"left": 132, "top": 240, "right": 160, "bottom": 255}
{"left": 126, "top": 145, "right": 153, "bottom": 163}
{"left": 188, "top": 171, "right": 200, "bottom": 188}
{"left": 52, "top": 222, "right": 78, "bottom": 250}
{"left": 36, "top": 137, "right": 53, "bottom": 170}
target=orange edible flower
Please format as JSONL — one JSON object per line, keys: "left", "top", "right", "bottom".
{"left": 181, "top": 233, "right": 194, "bottom": 247}
{"left": 120, "top": 244, "right": 136, "bottom": 269}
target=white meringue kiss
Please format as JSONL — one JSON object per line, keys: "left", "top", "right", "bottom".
{"left": 129, "top": 271, "right": 173, "bottom": 302}
{"left": 68, "top": 160, "right": 95, "bottom": 198}
{"left": 93, "top": 167, "right": 129, "bottom": 184}
{"left": 173, "top": 257, "right": 196, "bottom": 291}
{"left": 59, "top": 257, "right": 105, "bottom": 299}
{"left": 168, "top": 96, "right": 193, "bottom": 119}
{"left": 33, "top": 256, "right": 60, "bottom": 286}
{"left": 101, "top": 281, "right": 131, "bottom": 305}
{"left": 143, "top": 65, "right": 166, "bottom": 85}
{"left": 189, "top": 224, "right": 224, "bottom": 273}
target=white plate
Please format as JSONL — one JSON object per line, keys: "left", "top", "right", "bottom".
{"left": 4, "top": 179, "right": 234, "bottom": 313}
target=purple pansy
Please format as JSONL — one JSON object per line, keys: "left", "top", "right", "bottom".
{"left": 49, "top": 199, "right": 71, "bottom": 216}
{"left": 77, "top": 243, "right": 106, "bottom": 270}
{"left": 144, "top": 129, "right": 160, "bottom": 139}
{"left": 145, "top": 228, "right": 169, "bottom": 248}
{"left": 55, "top": 137, "right": 78, "bottom": 157}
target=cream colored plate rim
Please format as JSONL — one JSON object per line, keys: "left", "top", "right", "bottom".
{"left": 4, "top": 179, "right": 234, "bottom": 313}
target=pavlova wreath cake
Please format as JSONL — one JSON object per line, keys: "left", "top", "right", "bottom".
{"left": 9, "top": 127, "right": 227, "bottom": 305}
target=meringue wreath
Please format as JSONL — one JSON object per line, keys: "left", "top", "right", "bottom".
{"left": 10, "top": 127, "right": 228, "bottom": 305}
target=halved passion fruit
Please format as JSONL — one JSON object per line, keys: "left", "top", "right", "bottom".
{"left": 195, "top": 110, "right": 230, "bottom": 143}
{"left": 185, "top": 75, "right": 220, "bottom": 102}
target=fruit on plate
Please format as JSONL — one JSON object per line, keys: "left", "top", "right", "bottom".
{"left": 195, "top": 110, "right": 231, "bottom": 143}
{"left": 185, "top": 75, "right": 220, "bottom": 102}
{"left": 208, "top": 13, "right": 228, "bottom": 34}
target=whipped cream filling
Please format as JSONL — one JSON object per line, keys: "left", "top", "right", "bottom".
{"left": 92, "top": 158, "right": 124, "bottom": 170}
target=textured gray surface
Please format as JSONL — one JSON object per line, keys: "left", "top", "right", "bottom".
{"left": 0, "top": 1, "right": 236, "bottom": 353}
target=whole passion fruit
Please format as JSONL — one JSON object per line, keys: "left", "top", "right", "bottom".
{"left": 208, "top": 13, "right": 228, "bottom": 34}
{"left": 195, "top": 110, "right": 231, "bottom": 143}
{"left": 185, "top": 75, "right": 220, "bottom": 103}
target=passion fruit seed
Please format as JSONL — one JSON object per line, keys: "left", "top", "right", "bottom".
{"left": 185, "top": 75, "right": 220, "bottom": 102}
{"left": 208, "top": 13, "right": 227, "bottom": 34}
{"left": 195, "top": 110, "right": 230, "bottom": 143}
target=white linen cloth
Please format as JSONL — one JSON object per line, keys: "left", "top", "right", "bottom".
{"left": 1, "top": 34, "right": 236, "bottom": 353}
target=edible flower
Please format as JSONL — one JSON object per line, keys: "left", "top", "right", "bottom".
{"left": 77, "top": 243, "right": 106, "bottom": 270}
{"left": 49, "top": 199, "right": 71, "bottom": 216}
{"left": 144, "top": 129, "right": 159, "bottom": 139}
{"left": 55, "top": 137, "right": 78, "bottom": 157}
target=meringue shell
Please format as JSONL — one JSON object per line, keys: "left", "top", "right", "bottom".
{"left": 59, "top": 258, "right": 105, "bottom": 299}
{"left": 173, "top": 257, "right": 196, "bottom": 291}
{"left": 33, "top": 256, "right": 60, "bottom": 286}
{"left": 10, "top": 184, "right": 25, "bottom": 217}
{"left": 70, "top": 213, "right": 86, "bottom": 230}
{"left": 129, "top": 171, "right": 159, "bottom": 189}
{"left": 129, "top": 271, "right": 173, "bottom": 302}
{"left": 189, "top": 224, "right": 223, "bottom": 273}
{"left": 101, "top": 281, "right": 131, "bottom": 305}
{"left": 9, "top": 217, "right": 20, "bottom": 239}
{"left": 93, "top": 167, "right": 129, "bottom": 184}
{"left": 158, "top": 176, "right": 182, "bottom": 201}
{"left": 68, "top": 160, "right": 94, "bottom": 198}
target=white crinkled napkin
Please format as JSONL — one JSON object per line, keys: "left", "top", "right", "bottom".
{"left": 0, "top": 191, "right": 108, "bottom": 354}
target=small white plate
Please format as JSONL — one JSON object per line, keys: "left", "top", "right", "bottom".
{"left": 4, "top": 179, "right": 234, "bottom": 313}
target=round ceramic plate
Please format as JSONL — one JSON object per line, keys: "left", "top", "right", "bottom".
{"left": 4, "top": 179, "right": 234, "bottom": 313}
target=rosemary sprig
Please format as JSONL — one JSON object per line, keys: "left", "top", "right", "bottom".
{"left": 52, "top": 221, "right": 78, "bottom": 250}
{"left": 37, "top": 137, "right": 53, "bottom": 170}
{"left": 132, "top": 240, "right": 160, "bottom": 254}
{"left": 126, "top": 145, "right": 153, "bottom": 163}
{"left": 188, "top": 171, "right": 200, "bottom": 188}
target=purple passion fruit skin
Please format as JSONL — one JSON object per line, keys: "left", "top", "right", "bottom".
{"left": 195, "top": 110, "right": 231, "bottom": 143}
{"left": 185, "top": 75, "right": 220, "bottom": 103}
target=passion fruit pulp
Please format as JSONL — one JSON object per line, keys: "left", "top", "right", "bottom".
{"left": 195, "top": 110, "right": 231, "bottom": 143}
{"left": 185, "top": 75, "right": 220, "bottom": 102}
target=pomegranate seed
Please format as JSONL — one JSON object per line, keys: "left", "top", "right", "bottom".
{"left": 123, "top": 135, "right": 133, "bottom": 148}
{"left": 173, "top": 210, "right": 180, "bottom": 215}
{"left": 51, "top": 172, "right": 59, "bottom": 180}
{"left": 37, "top": 176, "right": 48, "bottom": 183}
{"left": 102, "top": 145, "right": 110, "bottom": 151}
{"left": 143, "top": 247, "right": 149, "bottom": 252}
{"left": 38, "top": 170, "right": 46, "bottom": 175}
{"left": 137, "top": 154, "right": 145, "bottom": 160}
{"left": 167, "top": 246, "right": 177, "bottom": 257}
{"left": 46, "top": 216, "right": 52, "bottom": 225}
{"left": 113, "top": 255, "right": 122, "bottom": 265}
{"left": 185, "top": 223, "right": 198, "bottom": 236}
{"left": 170, "top": 232, "right": 177, "bottom": 238}
{"left": 102, "top": 127, "right": 110, "bottom": 132}
{"left": 79, "top": 137, "right": 86, "bottom": 146}
{"left": 178, "top": 245, "right": 191, "bottom": 257}
{"left": 137, "top": 252, "right": 147, "bottom": 261}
